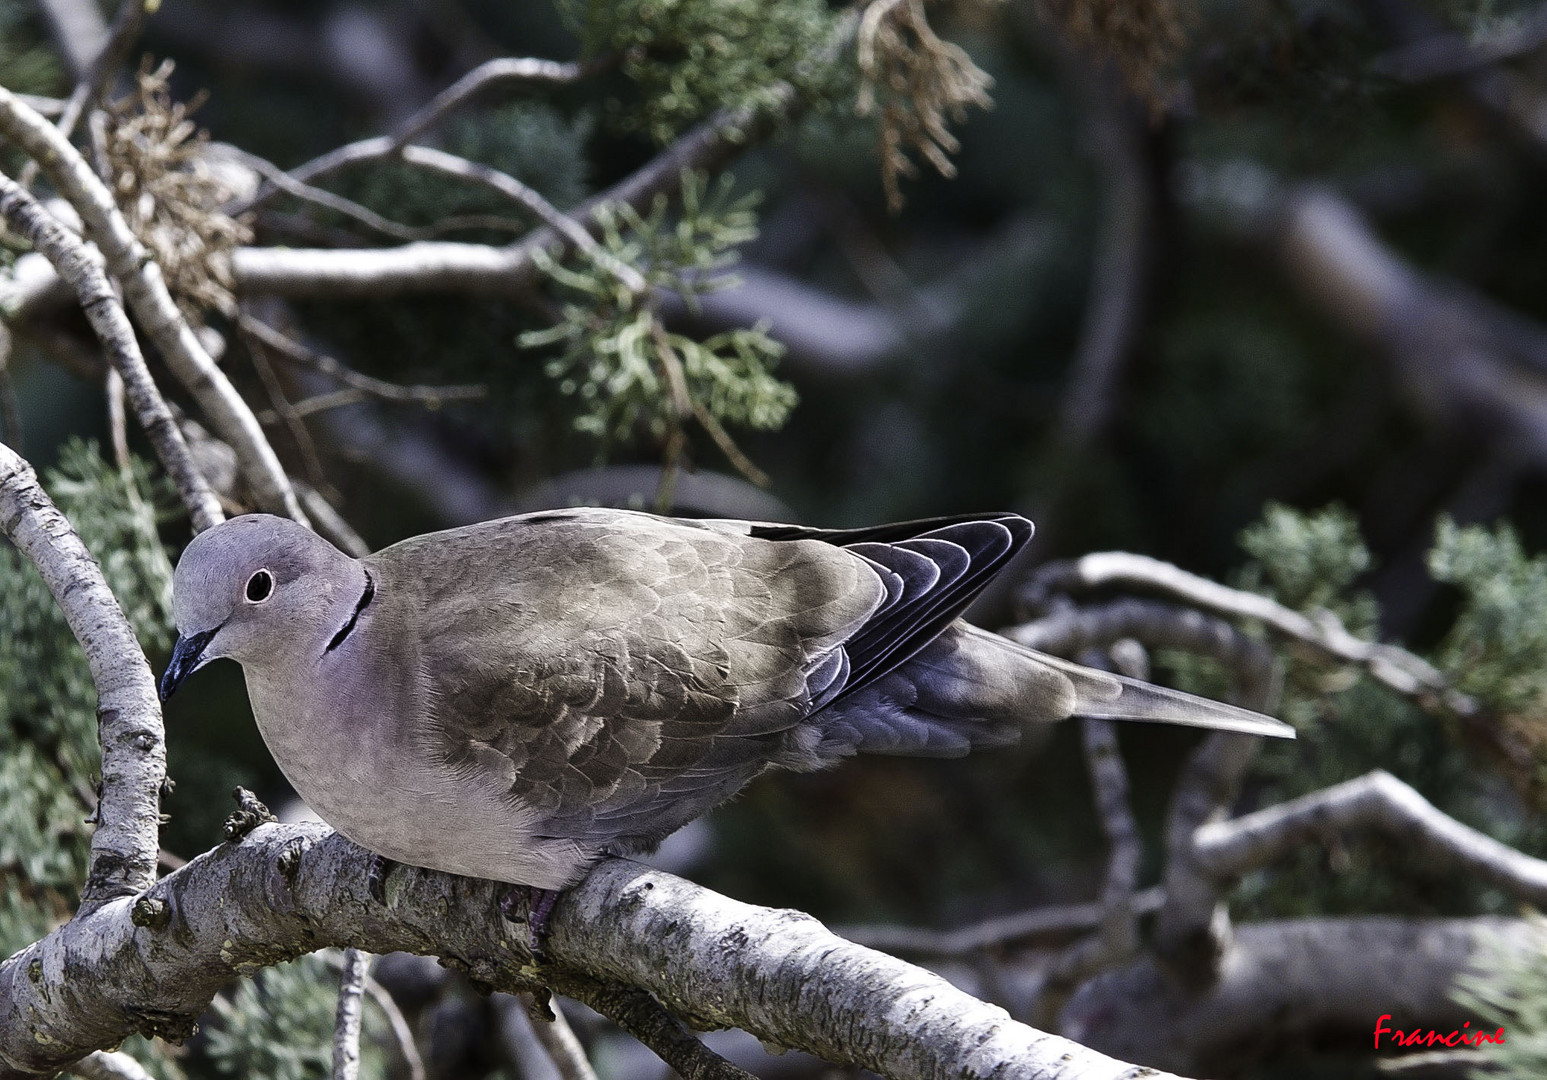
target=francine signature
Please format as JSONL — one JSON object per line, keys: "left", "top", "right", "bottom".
{"left": 1374, "top": 1015, "right": 1506, "bottom": 1049}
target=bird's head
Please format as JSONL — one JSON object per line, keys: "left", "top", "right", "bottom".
{"left": 160, "top": 513, "right": 360, "bottom": 701}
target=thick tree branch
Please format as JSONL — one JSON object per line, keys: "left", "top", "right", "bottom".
{"left": 1194, "top": 769, "right": 1547, "bottom": 905}
{"left": 0, "top": 171, "right": 223, "bottom": 531}
{"left": 0, "top": 825, "right": 1188, "bottom": 1080}
{"left": 0, "top": 444, "right": 165, "bottom": 908}
{"left": 0, "top": 87, "right": 308, "bottom": 525}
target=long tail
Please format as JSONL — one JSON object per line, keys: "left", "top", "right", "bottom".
{"left": 812, "top": 622, "right": 1292, "bottom": 759}
{"left": 1023, "top": 643, "right": 1294, "bottom": 739}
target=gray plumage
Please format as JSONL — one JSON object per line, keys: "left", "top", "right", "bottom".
{"left": 161, "top": 510, "right": 1293, "bottom": 889}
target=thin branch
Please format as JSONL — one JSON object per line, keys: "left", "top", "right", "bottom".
{"left": 105, "top": 369, "right": 129, "bottom": 473}
{"left": 37, "top": 0, "right": 107, "bottom": 82}
{"left": 553, "top": 979, "right": 755, "bottom": 1080}
{"left": 0, "top": 830, "right": 1190, "bottom": 1080}
{"left": 0, "top": 87, "right": 308, "bottom": 525}
{"left": 0, "top": 444, "right": 165, "bottom": 906}
{"left": 319, "top": 950, "right": 427, "bottom": 1080}
{"left": 1376, "top": 1049, "right": 1492, "bottom": 1074}
{"left": 232, "top": 87, "right": 800, "bottom": 298}
{"left": 1048, "top": 724, "right": 1141, "bottom": 964}
{"left": 1194, "top": 769, "right": 1547, "bottom": 905}
{"left": 52, "top": 0, "right": 153, "bottom": 145}
{"left": 244, "top": 330, "right": 328, "bottom": 489}
{"left": 295, "top": 483, "right": 371, "bottom": 559}
{"left": 225, "top": 147, "right": 430, "bottom": 243}
{"left": 332, "top": 948, "right": 369, "bottom": 1080}
{"left": 835, "top": 888, "right": 1167, "bottom": 958}
{"left": 0, "top": 170, "right": 223, "bottom": 531}
{"left": 520, "top": 996, "right": 599, "bottom": 1080}
{"left": 1021, "top": 551, "right": 1475, "bottom": 716}
{"left": 1030, "top": 645, "right": 1148, "bottom": 1023}
{"left": 498, "top": 994, "right": 603, "bottom": 1080}
{"left": 364, "top": 975, "right": 426, "bottom": 1080}
{"left": 236, "top": 55, "right": 599, "bottom": 214}
{"left": 398, "top": 145, "right": 650, "bottom": 295}
{"left": 237, "top": 314, "right": 485, "bottom": 409}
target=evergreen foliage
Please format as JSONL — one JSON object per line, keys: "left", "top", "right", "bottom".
{"left": 522, "top": 171, "right": 795, "bottom": 454}
{"left": 1429, "top": 518, "right": 1547, "bottom": 716}
{"left": 1238, "top": 501, "right": 1375, "bottom": 631}
{"left": 205, "top": 956, "right": 388, "bottom": 1080}
{"left": 559, "top": 0, "right": 840, "bottom": 141}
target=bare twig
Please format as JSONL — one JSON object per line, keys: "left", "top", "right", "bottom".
{"left": 502, "top": 994, "right": 601, "bottom": 1080}
{"left": 286, "top": 390, "right": 371, "bottom": 419}
{"left": 1376, "top": 1048, "right": 1491, "bottom": 1074}
{"left": 37, "top": 0, "right": 107, "bottom": 82}
{"left": 294, "top": 484, "right": 371, "bottom": 559}
{"left": 0, "top": 170, "right": 223, "bottom": 531}
{"left": 1030, "top": 645, "right": 1147, "bottom": 1022}
{"left": 52, "top": 0, "right": 154, "bottom": 145}
{"left": 225, "top": 147, "right": 429, "bottom": 243}
{"left": 236, "top": 55, "right": 598, "bottom": 214}
{"left": 237, "top": 314, "right": 485, "bottom": 409}
{"left": 0, "top": 444, "right": 166, "bottom": 906}
{"left": 244, "top": 330, "right": 328, "bottom": 489}
{"left": 232, "top": 84, "right": 800, "bottom": 298}
{"left": 835, "top": 887, "right": 1167, "bottom": 957}
{"left": 552, "top": 979, "right": 758, "bottom": 1080}
{"left": 1021, "top": 550, "right": 1474, "bottom": 716}
{"left": 398, "top": 145, "right": 650, "bottom": 295}
{"left": 332, "top": 948, "right": 369, "bottom": 1080}
{"left": 0, "top": 87, "right": 308, "bottom": 525}
{"left": 1195, "top": 769, "right": 1547, "bottom": 905}
{"left": 320, "top": 949, "right": 426, "bottom": 1080}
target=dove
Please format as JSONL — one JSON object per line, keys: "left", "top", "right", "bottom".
{"left": 159, "top": 509, "right": 1292, "bottom": 891}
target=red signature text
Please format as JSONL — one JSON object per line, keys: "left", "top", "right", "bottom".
{"left": 1374, "top": 1015, "right": 1505, "bottom": 1049}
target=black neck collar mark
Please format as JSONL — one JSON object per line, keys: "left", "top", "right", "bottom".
{"left": 326, "top": 567, "right": 375, "bottom": 653}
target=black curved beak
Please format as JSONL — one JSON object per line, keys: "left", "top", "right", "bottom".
{"left": 159, "top": 629, "right": 216, "bottom": 703}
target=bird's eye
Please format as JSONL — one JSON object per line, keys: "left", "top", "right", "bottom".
{"left": 245, "top": 569, "right": 274, "bottom": 603}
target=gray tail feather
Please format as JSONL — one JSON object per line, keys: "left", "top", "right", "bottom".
{"left": 1030, "top": 650, "right": 1295, "bottom": 740}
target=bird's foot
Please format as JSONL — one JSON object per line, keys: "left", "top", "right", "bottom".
{"left": 499, "top": 884, "right": 562, "bottom": 958}
{"left": 366, "top": 853, "right": 398, "bottom": 905}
